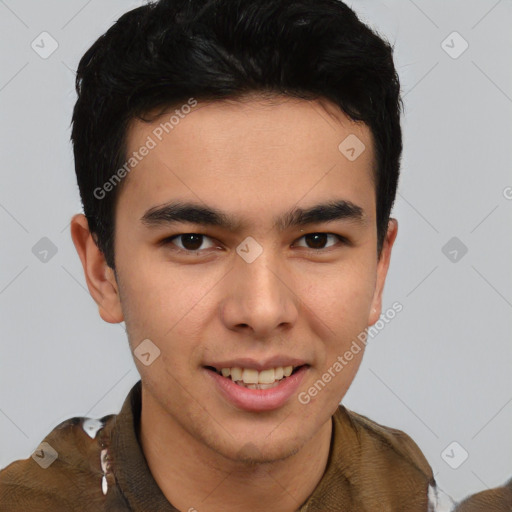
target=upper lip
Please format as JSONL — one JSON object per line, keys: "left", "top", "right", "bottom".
{"left": 204, "top": 357, "right": 309, "bottom": 372}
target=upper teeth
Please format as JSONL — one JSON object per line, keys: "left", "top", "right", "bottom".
{"left": 219, "top": 366, "right": 294, "bottom": 384}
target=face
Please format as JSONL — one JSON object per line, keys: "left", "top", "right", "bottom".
{"left": 84, "top": 95, "right": 397, "bottom": 464}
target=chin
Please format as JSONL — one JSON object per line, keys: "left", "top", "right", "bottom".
{"left": 216, "top": 430, "right": 304, "bottom": 465}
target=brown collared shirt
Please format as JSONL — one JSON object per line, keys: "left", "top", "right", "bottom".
{"left": 0, "top": 380, "right": 506, "bottom": 511}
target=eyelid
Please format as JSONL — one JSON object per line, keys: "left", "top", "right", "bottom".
{"left": 163, "top": 233, "right": 218, "bottom": 252}
{"left": 293, "top": 233, "right": 349, "bottom": 250}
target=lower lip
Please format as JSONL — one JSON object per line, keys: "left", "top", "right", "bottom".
{"left": 205, "top": 366, "right": 309, "bottom": 412}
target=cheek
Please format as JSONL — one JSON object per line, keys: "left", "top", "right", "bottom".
{"left": 300, "top": 257, "right": 376, "bottom": 328}
{"left": 117, "top": 257, "right": 220, "bottom": 358}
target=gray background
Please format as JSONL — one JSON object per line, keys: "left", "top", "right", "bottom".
{"left": 0, "top": 0, "right": 511, "bottom": 503}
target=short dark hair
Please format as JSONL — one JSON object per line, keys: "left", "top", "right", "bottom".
{"left": 71, "top": 0, "right": 402, "bottom": 270}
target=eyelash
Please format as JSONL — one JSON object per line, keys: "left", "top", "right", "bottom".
{"left": 161, "top": 232, "right": 349, "bottom": 255}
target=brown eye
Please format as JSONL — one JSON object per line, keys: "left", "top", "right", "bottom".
{"left": 295, "top": 233, "right": 344, "bottom": 250}
{"left": 166, "top": 233, "right": 216, "bottom": 252}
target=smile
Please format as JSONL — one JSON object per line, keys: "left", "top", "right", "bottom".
{"left": 204, "top": 364, "right": 310, "bottom": 411}
{"left": 206, "top": 365, "right": 305, "bottom": 389}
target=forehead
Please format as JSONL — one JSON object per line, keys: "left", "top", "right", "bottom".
{"left": 118, "top": 95, "right": 376, "bottom": 225}
{"left": 127, "top": 94, "right": 373, "bottom": 157}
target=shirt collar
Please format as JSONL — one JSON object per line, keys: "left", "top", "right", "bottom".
{"left": 107, "top": 379, "right": 430, "bottom": 511}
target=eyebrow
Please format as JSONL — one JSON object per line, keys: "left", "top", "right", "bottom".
{"left": 140, "top": 199, "right": 366, "bottom": 232}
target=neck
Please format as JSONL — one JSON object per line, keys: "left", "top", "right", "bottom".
{"left": 139, "top": 389, "right": 333, "bottom": 512}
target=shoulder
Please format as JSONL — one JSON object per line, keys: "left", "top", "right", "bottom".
{"left": 0, "top": 414, "right": 115, "bottom": 511}
{"left": 330, "top": 405, "right": 435, "bottom": 510}
{"left": 335, "top": 408, "right": 512, "bottom": 511}
{"left": 337, "top": 405, "right": 434, "bottom": 480}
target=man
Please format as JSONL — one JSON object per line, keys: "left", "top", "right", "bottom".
{"left": 0, "top": 0, "right": 509, "bottom": 510}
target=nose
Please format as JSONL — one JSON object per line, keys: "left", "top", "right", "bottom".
{"left": 220, "top": 248, "right": 298, "bottom": 338}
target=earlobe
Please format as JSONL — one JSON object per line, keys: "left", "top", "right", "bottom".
{"left": 368, "top": 218, "right": 398, "bottom": 326}
{"left": 70, "top": 214, "right": 124, "bottom": 324}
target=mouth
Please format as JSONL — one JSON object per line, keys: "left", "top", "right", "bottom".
{"left": 204, "top": 364, "right": 308, "bottom": 390}
{"left": 203, "top": 363, "right": 310, "bottom": 412}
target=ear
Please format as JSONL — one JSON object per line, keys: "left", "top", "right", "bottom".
{"left": 70, "top": 214, "right": 124, "bottom": 324}
{"left": 368, "top": 218, "right": 398, "bottom": 326}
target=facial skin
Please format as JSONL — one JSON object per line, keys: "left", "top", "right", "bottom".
{"left": 71, "top": 94, "right": 398, "bottom": 512}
